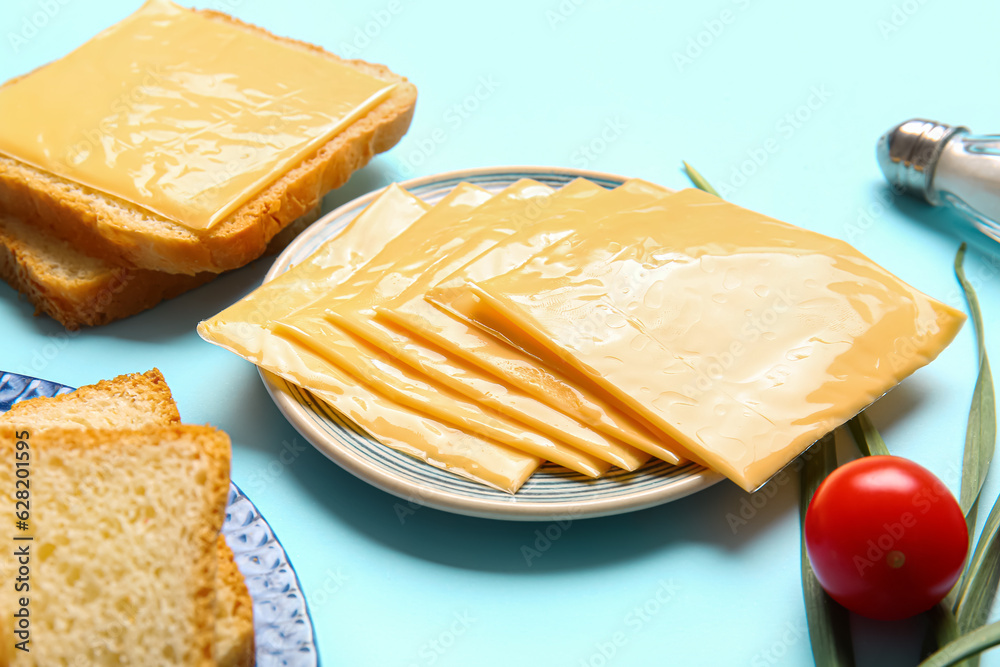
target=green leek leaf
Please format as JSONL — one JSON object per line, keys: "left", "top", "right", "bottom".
{"left": 956, "top": 499, "right": 1000, "bottom": 633}
{"left": 800, "top": 433, "right": 856, "bottom": 666}
{"left": 682, "top": 161, "right": 720, "bottom": 197}
{"left": 919, "top": 619, "right": 1000, "bottom": 667}
{"left": 952, "top": 244, "right": 998, "bottom": 635}
{"left": 925, "top": 603, "right": 976, "bottom": 667}
{"left": 954, "top": 244, "right": 996, "bottom": 530}
{"left": 847, "top": 412, "right": 891, "bottom": 457}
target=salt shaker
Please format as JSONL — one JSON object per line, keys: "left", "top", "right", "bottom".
{"left": 877, "top": 119, "right": 1000, "bottom": 241}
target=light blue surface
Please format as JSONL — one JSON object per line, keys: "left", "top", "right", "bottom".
{"left": 2, "top": 1, "right": 1000, "bottom": 665}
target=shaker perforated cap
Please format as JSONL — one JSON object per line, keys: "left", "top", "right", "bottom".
{"left": 877, "top": 118, "right": 965, "bottom": 204}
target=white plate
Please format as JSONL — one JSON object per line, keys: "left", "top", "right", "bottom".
{"left": 0, "top": 372, "right": 318, "bottom": 667}
{"left": 262, "top": 166, "right": 724, "bottom": 521}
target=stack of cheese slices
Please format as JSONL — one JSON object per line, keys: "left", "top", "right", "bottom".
{"left": 0, "top": 0, "right": 415, "bottom": 329}
{"left": 200, "top": 178, "right": 965, "bottom": 493}
{"left": 0, "top": 370, "right": 251, "bottom": 666}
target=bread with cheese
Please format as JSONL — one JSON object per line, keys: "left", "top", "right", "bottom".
{"left": 0, "top": 7, "right": 416, "bottom": 275}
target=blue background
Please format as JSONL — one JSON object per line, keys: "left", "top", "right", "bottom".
{"left": 2, "top": 0, "right": 1000, "bottom": 665}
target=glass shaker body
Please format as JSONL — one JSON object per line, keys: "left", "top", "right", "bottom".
{"left": 878, "top": 119, "right": 1000, "bottom": 242}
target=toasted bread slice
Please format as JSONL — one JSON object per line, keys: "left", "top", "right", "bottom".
{"left": 0, "top": 205, "right": 319, "bottom": 330}
{"left": 0, "top": 425, "right": 231, "bottom": 666}
{"left": 0, "top": 370, "right": 254, "bottom": 667}
{"left": 0, "top": 8, "right": 415, "bottom": 275}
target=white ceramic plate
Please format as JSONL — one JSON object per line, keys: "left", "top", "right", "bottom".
{"left": 0, "top": 372, "right": 318, "bottom": 667}
{"left": 262, "top": 166, "right": 724, "bottom": 521}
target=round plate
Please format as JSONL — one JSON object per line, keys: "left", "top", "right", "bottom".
{"left": 0, "top": 372, "right": 318, "bottom": 667}
{"left": 262, "top": 166, "right": 724, "bottom": 521}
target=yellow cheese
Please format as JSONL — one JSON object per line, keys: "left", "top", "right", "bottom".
{"left": 261, "top": 342, "right": 539, "bottom": 494}
{"left": 274, "top": 180, "right": 613, "bottom": 477}
{"left": 427, "top": 179, "right": 671, "bottom": 320}
{"left": 312, "top": 178, "right": 649, "bottom": 471}
{"left": 0, "top": 0, "right": 396, "bottom": 230}
{"left": 198, "top": 183, "right": 429, "bottom": 359}
{"left": 469, "top": 188, "right": 966, "bottom": 491}
{"left": 273, "top": 316, "right": 609, "bottom": 477}
{"left": 356, "top": 316, "right": 651, "bottom": 471}
{"left": 381, "top": 180, "right": 686, "bottom": 464}
{"left": 198, "top": 185, "right": 540, "bottom": 493}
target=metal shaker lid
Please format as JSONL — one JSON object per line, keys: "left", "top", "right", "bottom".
{"left": 876, "top": 118, "right": 966, "bottom": 203}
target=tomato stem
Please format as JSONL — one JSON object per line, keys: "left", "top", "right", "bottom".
{"left": 887, "top": 550, "right": 906, "bottom": 569}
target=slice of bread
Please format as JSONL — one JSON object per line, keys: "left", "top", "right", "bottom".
{"left": 0, "top": 424, "right": 231, "bottom": 666}
{"left": 0, "top": 370, "right": 254, "bottom": 667}
{"left": 0, "top": 205, "right": 320, "bottom": 330}
{"left": 0, "top": 7, "right": 416, "bottom": 276}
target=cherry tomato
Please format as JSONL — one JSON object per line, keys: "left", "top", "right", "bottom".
{"left": 804, "top": 455, "right": 969, "bottom": 620}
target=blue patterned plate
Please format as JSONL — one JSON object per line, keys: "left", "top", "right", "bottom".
{"left": 263, "top": 166, "right": 724, "bottom": 521}
{"left": 0, "top": 372, "right": 318, "bottom": 667}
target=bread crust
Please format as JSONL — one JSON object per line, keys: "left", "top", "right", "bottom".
{"left": 215, "top": 538, "right": 255, "bottom": 667}
{"left": 0, "top": 7, "right": 416, "bottom": 275}
{"left": 0, "top": 369, "right": 180, "bottom": 424}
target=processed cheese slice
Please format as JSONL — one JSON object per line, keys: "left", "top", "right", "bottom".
{"left": 0, "top": 0, "right": 398, "bottom": 230}
{"left": 334, "top": 313, "right": 649, "bottom": 471}
{"left": 314, "top": 179, "right": 648, "bottom": 470}
{"left": 198, "top": 185, "right": 540, "bottom": 492}
{"left": 423, "top": 179, "right": 684, "bottom": 462}
{"left": 274, "top": 314, "right": 609, "bottom": 477}
{"left": 470, "top": 188, "right": 966, "bottom": 491}
{"left": 427, "top": 179, "right": 672, "bottom": 319}
{"left": 198, "top": 183, "right": 429, "bottom": 358}
{"left": 275, "top": 181, "right": 613, "bottom": 476}
{"left": 380, "top": 180, "right": 686, "bottom": 464}
{"left": 261, "top": 337, "right": 539, "bottom": 493}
